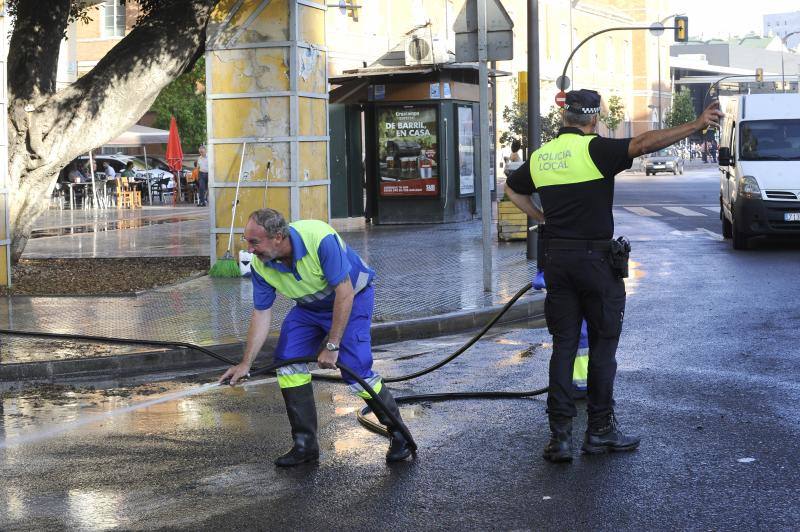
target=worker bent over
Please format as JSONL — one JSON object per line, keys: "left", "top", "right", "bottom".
{"left": 219, "top": 208, "right": 414, "bottom": 466}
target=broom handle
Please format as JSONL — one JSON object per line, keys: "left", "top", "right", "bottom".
{"left": 227, "top": 141, "right": 247, "bottom": 251}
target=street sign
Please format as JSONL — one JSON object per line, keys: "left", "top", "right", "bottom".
{"left": 555, "top": 75, "right": 570, "bottom": 91}
{"left": 649, "top": 22, "right": 665, "bottom": 37}
{"left": 454, "top": 0, "right": 514, "bottom": 62}
{"left": 555, "top": 91, "right": 567, "bottom": 107}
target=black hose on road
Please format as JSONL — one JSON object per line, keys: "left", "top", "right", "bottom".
{"left": 0, "top": 282, "right": 545, "bottom": 450}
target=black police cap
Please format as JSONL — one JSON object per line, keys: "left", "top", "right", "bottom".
{"left": 565, "top": 89, "right": 601, "bottom": 115}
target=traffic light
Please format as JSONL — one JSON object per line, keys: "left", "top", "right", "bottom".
{"left": 674, "top": 16, "right": 688, "bottom": 42}
{"left": 756, "top": 68, "right": 764, "bottom": 82}
{"left": 345, "top": 0, "right": 360, "bottom": 21}
{"left": 518, "top": 71, "right": 528, "bottom": 104}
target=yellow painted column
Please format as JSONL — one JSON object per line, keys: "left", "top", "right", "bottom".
{"left": 206, "top": 0, "right": 329, "bottom": 263}
{"left": 0, "top": 1, "right": 10, "bottom": 287}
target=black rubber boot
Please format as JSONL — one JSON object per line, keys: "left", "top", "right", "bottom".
{"left": 582, "top": 414, "right": 641, "bottom": 455}
{"left": 274, "top": 383, "right": 320, "bottom": 467}
{"left": 543, "top": 417, "right": 573, "bottom": 463}
{"left": 365, "top": 386, "right": 414, "bottom": 463}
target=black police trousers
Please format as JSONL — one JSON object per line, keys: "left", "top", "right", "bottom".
{"left": 542, "top": 246, "right": 626, "bottom": 423}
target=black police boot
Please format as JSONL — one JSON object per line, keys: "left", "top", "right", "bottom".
{"left": 365, "top": 386, "right": 414, "bottom": 463}
{"left": 274, "top": 383, "right": 320, "bottom": 467}
{"left": 582, "top": 413, "right": 641, "bottom": 455}
{"left": 543, "top": 417, "right": 573, "bottom": 463}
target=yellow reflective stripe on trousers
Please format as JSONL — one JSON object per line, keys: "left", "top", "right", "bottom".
{"left": 277, "top": 363, "right": 312, "bottom": 389}
{"left": 353, "top": 377, "right": 383, "bottom": 398}
{"left": 277, "top": 373, "right": 312, "bottom": 388}
{"left": 572, "top": 347, "right": 589, "bottom": 389}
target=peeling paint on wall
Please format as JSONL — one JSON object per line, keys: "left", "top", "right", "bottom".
{"left": 299, "top": 47, "right": 320, "bottom": 81}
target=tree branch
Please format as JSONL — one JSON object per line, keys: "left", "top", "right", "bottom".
{"left": 39, "top": 0, "right": 217, "bottom": 164}
{"left": 7, "top": 0, "right": 71, "bottom": 102}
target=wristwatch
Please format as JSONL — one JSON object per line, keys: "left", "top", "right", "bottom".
{"left": 325, "top": 341, "right": 340, "bottom": 352}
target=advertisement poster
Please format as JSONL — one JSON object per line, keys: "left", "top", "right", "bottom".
{"left": 457, "top": 105, "right": 475, "bottom": 195}
{"left": 377, "top": 106, "right": 439, "bottom": 197}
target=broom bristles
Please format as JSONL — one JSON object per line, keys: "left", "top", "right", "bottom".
{"left": 209, "top": 258, "right": 241, "bottom": 278}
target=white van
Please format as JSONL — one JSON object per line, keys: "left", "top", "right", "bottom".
{"left": 718, "top": 93, "right": 800, "bottom": 249}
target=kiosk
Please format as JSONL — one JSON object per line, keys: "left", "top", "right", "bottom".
{"left": 329, "top": 64, "right": 504, "bottom": 224}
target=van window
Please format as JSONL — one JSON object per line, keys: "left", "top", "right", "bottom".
{"left": 740, "top": 119, "right": 800, "bottom": 160}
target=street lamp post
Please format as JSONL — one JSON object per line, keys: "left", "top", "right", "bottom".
{"left": 651, "top": 14, "right": 685, "bottom": 130}
{"left": 780, "top": 30, "right": 800, "bottom": 93}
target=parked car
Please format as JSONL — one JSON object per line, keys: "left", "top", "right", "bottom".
{"left": 643, "top": 147, "right": 684, "bottom": 175}
{"left": 74, "top": 154, "right": 175, "bottom": 188}
{"left": 137, "top": 155, "right": 193, "bottom": 179}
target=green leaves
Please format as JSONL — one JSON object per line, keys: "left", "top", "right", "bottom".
{"left": 150, "top": 57, "right": 207, "bottom": 152}
{"left": 599, "top": 95, "right": 625, "bottom": 137}
{"left": 664, "top": 88, "right": 696, "bottom": 128}
{"left": 499, "top": 80, "right": 562, "bottom": 154}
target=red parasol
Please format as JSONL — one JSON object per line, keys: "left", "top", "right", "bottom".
{"left": 165, "top": 116, "right": 184, "bottom": 203}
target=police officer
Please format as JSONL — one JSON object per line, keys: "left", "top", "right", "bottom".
{"left": 219, "top": 208, "right": 414, "bottom": 466}
{"left": 505, "top": 89, "right": 723, "bottom": 463}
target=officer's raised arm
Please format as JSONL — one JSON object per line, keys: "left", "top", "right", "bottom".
{"left": 628, "top": 100, "right": 724, "bottom": 159}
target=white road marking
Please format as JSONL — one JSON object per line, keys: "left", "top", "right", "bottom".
{"left": 703, "top": 206, "right": 720, "bottom": 213}
{"left": 663, "top": 206, "right": 707, "bottom": 217}
{"left": 697, "top": 228, "right": 724, "bottom": 241}
{"left": 669, "top": 228, "right": 724, "bottom": 240}
{"left": 623, "top": 206, "right": 661, "bottom": 217}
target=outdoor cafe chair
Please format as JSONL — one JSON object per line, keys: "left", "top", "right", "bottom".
{"left": 116, "top": 177, "right": 141, "bottom": 209}
{"left": 150, "top": 177, "right": 174, "bottom": 204}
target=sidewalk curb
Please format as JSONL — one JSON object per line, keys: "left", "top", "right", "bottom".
{"left": 0, "top": 293, "right": 545, "bottom": 386}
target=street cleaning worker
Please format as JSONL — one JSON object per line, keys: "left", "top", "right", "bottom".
{"left": 505, "top": 89, "right": 723, "bottom": 463}
{"left": 219, "top": 208, "right": 414, "bottom": 466}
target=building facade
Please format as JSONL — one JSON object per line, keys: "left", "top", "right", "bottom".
{"left": 324, "top": 0, "right": 672, "bottom": 142}
{"left": 764, "top": 11, "right": 800, "bottom": 50}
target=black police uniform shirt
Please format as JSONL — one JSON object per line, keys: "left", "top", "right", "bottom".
{"left": 506, "top": 127, "right": 633, "bottom": 240}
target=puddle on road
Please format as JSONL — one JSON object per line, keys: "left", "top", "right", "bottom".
{"left": 0, "top": 336, "right": 162, "bottom": 365}
{"left": 493, "top": 338, "right": 527, "bottom": 346}
{"left": 495, "top": 342, "right": 551, "bottom": 368}
{"left": 624, "top": 259, "right": 645, "bottom": 295}
{"left": 30, "top": 215, "right": 205, "bottom": 239}
{"left": 0, "top": 380, "right": 217, "bottom": 446}
{"left": 331, "top": 403, "right": 424, "bottom": 459}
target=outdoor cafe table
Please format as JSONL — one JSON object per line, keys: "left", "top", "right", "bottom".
{"left": 66, "top": 182, "right": 95, "bottom": 209}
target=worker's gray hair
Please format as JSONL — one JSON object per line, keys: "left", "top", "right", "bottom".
{"left": 563, "top": 109, "right": 595, "bottom": 127}
{"left": 249, "top": 208, "right": 289, "bottom": 238}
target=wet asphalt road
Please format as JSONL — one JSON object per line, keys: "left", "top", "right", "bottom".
{"left": 2, "top": 166, "right": 800, "bottom": 530}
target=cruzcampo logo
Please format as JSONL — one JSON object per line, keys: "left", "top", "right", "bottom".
{"left": 537, "top": 149, "right": 571, "bottom": 171}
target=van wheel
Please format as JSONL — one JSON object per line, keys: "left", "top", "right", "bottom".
{"left": 731, "top": 217, "right": 748, "bottom": 250}
{"left": 721, "top": 210, "right": 732, "bottom": 239}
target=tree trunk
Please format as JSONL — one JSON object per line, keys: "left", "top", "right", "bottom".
{"left": 7, "top": 0, "right": 218, "bottom": 263}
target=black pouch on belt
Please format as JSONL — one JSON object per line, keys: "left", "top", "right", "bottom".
{"left": 609, "top": 236, "right": 631, "bottom": 278}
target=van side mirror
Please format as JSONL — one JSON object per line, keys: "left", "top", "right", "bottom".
{"left": 718, "top": 147, "right": 732, "bottom": 166}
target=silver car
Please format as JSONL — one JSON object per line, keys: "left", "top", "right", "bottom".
{"left": 643, "top": 148, "right": 684, "bottom": 175}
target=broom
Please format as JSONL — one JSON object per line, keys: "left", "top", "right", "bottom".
{"left": 209, "top": 142, "right": 247, "bottom": 277}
